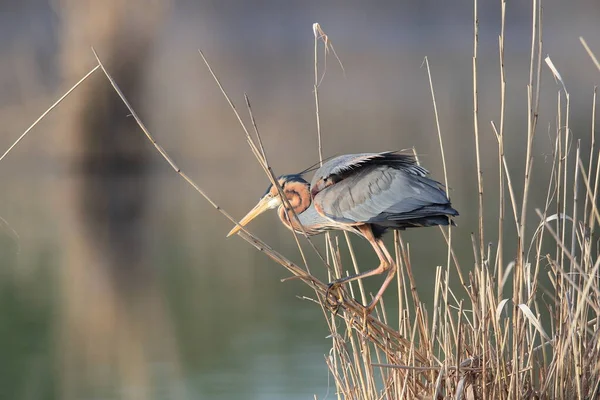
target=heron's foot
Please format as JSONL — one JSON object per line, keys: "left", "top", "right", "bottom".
{"left": 363, "top": 296, "right": 385, "bottom": 315}
{"left": 364, "top": 301, "right": 377, "bottom": 314}
{"left": 325, "top": 281, "right": 344, "bottom": 311}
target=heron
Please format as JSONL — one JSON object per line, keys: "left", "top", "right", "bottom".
{"left": 227, "top": 151, "right": 458, "bottom": 311}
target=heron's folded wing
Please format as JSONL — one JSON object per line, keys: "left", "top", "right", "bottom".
{"left": 314, "top": 166, "right": 449, "bottom": 224}
{"left": 310, "top": 151, "right": 428, "bottom": 188}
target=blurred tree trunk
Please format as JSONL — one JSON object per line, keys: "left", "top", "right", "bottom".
{"left": 56, "top": 1, "right": 179, "bottom": 399}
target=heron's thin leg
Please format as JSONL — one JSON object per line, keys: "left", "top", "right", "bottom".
{"left": 327, "top": 225, "right": 393, "bottom": 311}
{"left": 329, "top": 226, "right": 390, "bottom": 284}
{"left": 329, "top": 246, "right": 390, "bottom": 284}
{"left": 365, "top": 238, "right": 397, "bottom": 312}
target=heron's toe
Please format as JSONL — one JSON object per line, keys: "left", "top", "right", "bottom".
{"left": 364, "top": 301, "right": 377, "bottom": 314}
{"left": 325, "top": 282, "right": 344, "bottom": 309}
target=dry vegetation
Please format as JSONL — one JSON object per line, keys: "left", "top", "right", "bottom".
{"left": 2, "top": 1, "right": 600, "bottom": 399}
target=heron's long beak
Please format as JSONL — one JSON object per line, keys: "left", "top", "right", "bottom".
{"left": 227, "top": 196, "right": 273, "bottom": 237}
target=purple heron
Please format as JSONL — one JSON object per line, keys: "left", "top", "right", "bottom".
{"left": 227, "top": 151, "right": 458, "bottom": 311}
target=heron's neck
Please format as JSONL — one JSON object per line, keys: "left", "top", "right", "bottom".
{"left": 277, "top": 181, "right": 311, "bottom": 230}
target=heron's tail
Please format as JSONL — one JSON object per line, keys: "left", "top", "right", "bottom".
{"left": 387, "top": 203, "right": 459, "bottom": 229}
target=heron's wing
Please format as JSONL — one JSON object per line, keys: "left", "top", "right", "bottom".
{"left": 310, "top": 152, "right": 427, "bottom": 188}
{"left": 313, "top": 165, "right": 452, "bottom": 224}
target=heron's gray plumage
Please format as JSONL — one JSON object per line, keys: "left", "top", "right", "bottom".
{"left": 292, "top": 202, "right": 341, "bottom": 234}
{"left": 312, "top": 151, "right": 429, "bottom": 183}
{"left": 311, "top": 152, "right": 458, "bottom": 233}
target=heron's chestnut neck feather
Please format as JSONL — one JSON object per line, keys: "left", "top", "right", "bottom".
{"left": 277, "top": 180, "right": 311, "bottom": 230}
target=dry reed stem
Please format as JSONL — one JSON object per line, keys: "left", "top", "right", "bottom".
{"left": 0, "top": 65, "right": 101, "bottom": 255}
{"left": 580, "top": 37, "right": 600, "bottom": 72}
{"left": 496, "top": 0, "right": 507, "bottom": 306}
{"left": 0, "top": 65, "right": 100, "bottom": 162}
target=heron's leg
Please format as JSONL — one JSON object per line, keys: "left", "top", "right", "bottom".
{"left": 326, "top": 225, "right": 392, "bottom": 310}
{"left": 364, "top": 238, "right": 397, "bottom": 312}
{"left": 328, "top": 226, "right": 390, "bottom": 285}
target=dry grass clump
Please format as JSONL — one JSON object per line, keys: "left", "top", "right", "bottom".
{"left": 2, "top": 1, "right": 599, "bottom": 398}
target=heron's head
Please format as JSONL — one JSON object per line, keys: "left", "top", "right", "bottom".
{"left": 227, "top": 175, "right": 310, "bottom": 237}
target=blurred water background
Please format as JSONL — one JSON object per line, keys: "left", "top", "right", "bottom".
{"left": 0, "top": 0, "right": 599, "bottom": 399}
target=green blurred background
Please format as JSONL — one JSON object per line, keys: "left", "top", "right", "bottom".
{"left": 0, "top": 0, "right": 598, "bottom": 398}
